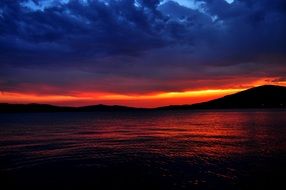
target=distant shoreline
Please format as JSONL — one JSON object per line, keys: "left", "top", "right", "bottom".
{"left": 1, "top": 85, "right": 286, "bottom": 113}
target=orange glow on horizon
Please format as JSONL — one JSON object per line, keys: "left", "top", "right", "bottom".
{"left": 1, "top": 79, "right": 285, "bottom": 108}
{"left": 0, "top": 88, "right": 245, "bottom": 107}
{"left": 97, "top": 88, "right": 244, "bottom": 100}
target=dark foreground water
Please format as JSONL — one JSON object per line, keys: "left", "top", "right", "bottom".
{"left": 0, "top": 110, "right": 286, "bottom": 190}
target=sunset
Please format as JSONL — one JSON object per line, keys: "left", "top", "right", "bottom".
{"left": 1, "top": 0, "right": 286, "bottom": 107}
{"left": 0, "top": 0, "right": 286, "bottom": 190}
{"left": 0, "top": 87, "right": 245, "bottom": 107}
{"left": 0, "top": 78, "right": 285, "bottom": 107}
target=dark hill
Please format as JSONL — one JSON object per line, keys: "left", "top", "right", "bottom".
{"left": 0, "top": 103, "right": 71, "bottom": 113}
{"left": 76, "top": 104, "right": 144, "bottom": 112}
{"left": 0, "top": 103, "right": 142, "bottom": 113}
{"left": 1, "top": 85, "right": 285, "bottom": 112}
{"left": 159, "top": 85, "right": 286, "bottom": 110}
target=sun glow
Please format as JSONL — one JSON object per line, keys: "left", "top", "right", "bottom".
{"left": 2, "top": 74, "right": 286, "bottom": 107}
{"left": 0, "top": 88, "right": 244, "bottom": 107}
{"left": 98, "top": 88, "right": 244, "bottom": 100}
{"left": 1, "top": 77, "right": 285, "bottom": 107}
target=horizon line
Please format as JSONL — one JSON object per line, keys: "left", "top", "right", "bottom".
{"left": 1, "top": 84, "right": 285, "bottom": 109}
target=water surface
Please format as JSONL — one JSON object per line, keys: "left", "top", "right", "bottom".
{"left": 0, "top": 110, "right": 285, "bottom": 189}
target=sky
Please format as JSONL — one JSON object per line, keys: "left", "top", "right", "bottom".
{"left": 0, "top": 0, "right": 286, "bottom": 107}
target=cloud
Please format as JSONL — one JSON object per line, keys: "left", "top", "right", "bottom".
{"left": 0, "top": 0, "right": 286, "bottom": 95}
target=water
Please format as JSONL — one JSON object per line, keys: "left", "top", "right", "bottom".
{"left": 0, "top": 110, "right": 286, "bottom": 189}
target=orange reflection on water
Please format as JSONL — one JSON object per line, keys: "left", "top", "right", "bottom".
{"left": 64, "top": 111, "right": 285, "bottom": 158}
{"left": 1, "top": 111, "right": 285, "bottom": 163}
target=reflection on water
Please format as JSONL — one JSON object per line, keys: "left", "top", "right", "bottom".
{"left": 0, "top": 110, "right": 286, "bottom": 189}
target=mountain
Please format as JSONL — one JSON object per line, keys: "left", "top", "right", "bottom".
{"left": 0, "top": 103, "right": 142, "bottom": 113}
{"left": 76, "top": 104, "right": 144, "bottom": 112}
{"left": 159, "top": 85, "right": 286, "bottom": 110}
{"left": 0, "top": 85, "right": 285, "bottom": 112}
{"left": 0, "top": 103, "right": 71, "bottom": 113}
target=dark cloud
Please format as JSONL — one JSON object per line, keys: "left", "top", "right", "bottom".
{"left": 0, "top": 0, "right": 286, "bottom": 95}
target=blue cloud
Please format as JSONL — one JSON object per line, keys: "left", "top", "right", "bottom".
{"left": 0, "top": 0, "right": 286, "bottom": 94}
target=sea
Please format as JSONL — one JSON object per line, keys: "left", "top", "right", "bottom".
{"left": 0, "top": 110, "right": 285, "bottom": 189}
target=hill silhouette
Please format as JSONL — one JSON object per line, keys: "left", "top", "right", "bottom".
{"left": 0, "top": 103, "right": 142, "bottom": 113}
{"left": 160, "top": 85, "right": 286, "bottom": 110}
{"left": 0, "top": 85, "right": 285, "bottom": 112}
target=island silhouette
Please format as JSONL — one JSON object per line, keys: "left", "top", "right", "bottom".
{"left": 1, "top": 85, "right": 285, "bottom": 113}
{"left": 160, "top": 84, "right": 286, "bottom": 110}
